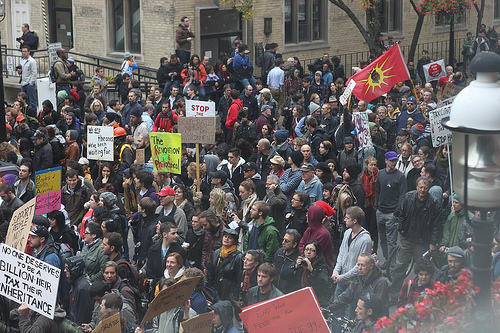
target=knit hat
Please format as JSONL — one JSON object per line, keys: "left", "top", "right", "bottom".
{"left": 369, "top": 122, "right": 376, "bottom": 132}
{"left": 446, "top": 246, "right": 465, "bottom": 258}
{"left": 315, "top": 162, "right": 332, "bottom": 175}
{"left": 453, "top": 194, "right": 462, "bottom": 204}
{"left": 130, "top": 108, "right": 141, "bottom": 118}
{"left": 290, "top": 151, "right": 304, "bottom": 166}
{"left": 344, "top": 136, "right": 354, "bottom": 144}
{"left": 309, "top": 102, "right": 321, "bottom": 114}
{"left": 261, "top": 104, "right": 271, "bottom": 112}
{"left": 411, "top": 123, "right": 425, "bottom": 137}
{"left": 104, "top": 112, "right": 116, "bottom": 122}
{"left": 344, "top": 163, "right": 362, "bottom": 179}
{"left": 274, "top": 130, "right": 289, "bottom": 143}
{"left": 315, "top": 71, "right": 322, "bottom": 77}
{"left": 406, "top": 96, "right": 417, "bottom": 104}
{"left": 100, "top": 192, "right": 117, "bottom": 206}
{"left": 388, "top": 102, "right": 397, "bottom": 109}
{"left": 315, "top": 201, "right": 335, "bottom": 217}
{"left": 57, "top": 90, "right": 68, "bottom": 101}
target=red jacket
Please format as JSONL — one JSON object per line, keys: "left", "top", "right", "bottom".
{"left": 225, "top": 99, "right": 243, "bottom": 130}
{"left": 153, "top": 111, "right": 178, "bottom": 132}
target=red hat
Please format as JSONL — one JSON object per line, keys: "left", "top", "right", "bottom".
{"left": 5, "top": 124, "right": 12, "bottom": 131}
{"left": 315, "top": 201, "right": 335, "bottom": 217}
{"left": 157, "top": 186, "right": 175, "bottom": 197}
{"left": 16, "top": 115, "right": 26, "bottom": 122}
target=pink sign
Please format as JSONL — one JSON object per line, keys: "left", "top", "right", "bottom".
{"left": 48, "top": 190, "right": 61, "bottom": 212}
{"left": 35, "top": 193, "right": 49, "bottom": 215}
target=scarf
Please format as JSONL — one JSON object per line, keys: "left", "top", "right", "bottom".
{"left": 242, "top": 269, "right": 254, "bottom": 292}
{"left": 360, "top": 168, "right": 378, "bottom": 208}
{"left": 217, "top": 245, "right": 237, "bottom": 265}
{"left": 175, "top": 199, "right": 188, "bottom": 210}
{"left": 301, "top": 257, "right": 318, "bottom": 288}
{"left": 242, "top": 193, "right": 257, "bottom": 221}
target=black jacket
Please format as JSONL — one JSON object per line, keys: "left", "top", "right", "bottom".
{"left": 207, "top": 248, "right": 243, "bottom": 301}
{"left": 246, "top": 284, "right": 283, "bottom": 307}
{"left": 348, "top": 178, "right": 366, "bottom": 212}
{"left": 264, "top": 188, "right": 287, "bottom": 235}
{"left": 285, "top": 207, "right": 308, "bottom": 237}
{"left": 294, "top": 260, "right": 332, "bottom": 307}
{"left": 239, "top": 93, "right": 259, "bottom": 121}
{"left": 273, "top": 248, "right": 301, "bottom": 294}
{"left": 310, "top": 127, "right": 328, "bottom": 160}
{"left": 185, "top": 228, "right": 205, "bottom": 270}
{"left": 157, "top": 62, "right": 183, "bottom": 87}
{"left": 146, "top": 241, "right": 187, "bottom": 287}
{"left": 136, "top": 214, "right": 158, "bottom": 267}
{"left": 33, "top": 139, "right": 54, "bottom": 171}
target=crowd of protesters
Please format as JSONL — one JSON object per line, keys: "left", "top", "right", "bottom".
{"left": 2, "top": 18, "right": 500, "bottom": 333}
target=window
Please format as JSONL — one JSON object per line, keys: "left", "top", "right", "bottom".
{"left": 200, "top": 9, "right": 241, "bottom": 63}
{"left": 379, "top": 0, "right": 402, "bottom": 33}
{"left": 435, "top": 11, "right": 464, "bottom": 27}
{"left": 285, "top": 0, "right": 326, "bottom": 44}
{"left": 110, "top": 0, "right": 141, "bottom": 53}
{"left": 495, "top": 0, "right": 500, "bottom": 20}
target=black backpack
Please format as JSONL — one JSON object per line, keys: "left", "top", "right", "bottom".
{"left": 49, "top": 59, "right": 64, "bottom": 83}
{"left": 119, "top": 280, "right": 147, "bottom": 322}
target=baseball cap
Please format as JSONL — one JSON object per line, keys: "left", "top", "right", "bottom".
{"left": 124, "top": 52, "right": 132, "bottom": 58}
{"left": 384, "top": 151, "right": 398, "bottom": 161}
{"left": 209, "top": 170, "right": 228, "bottom": 183}
{"left": 300, "top": 163, "right": 315, "bottom": 172}
{"left": 283, "top": 66, "right": 291, "bottom": 71}
{"left": 16, "top": 115, "right": 26, "bottom": 122}
{"left": 31, "top": 132, "right": 46, "bottom": 141}
{"left": 29, "top": 226, "right": 50, "bottom": 239}
{"left": 242, "top": 162, "right": 258, "bottom": 172}
{"left": 157, "top": 186, "right": 175, "bottom": 197}
{"left": 406, "top": 96, "right": 417, "bottom": 104}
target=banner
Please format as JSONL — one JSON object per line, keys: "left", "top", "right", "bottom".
{"left": 178, "top": 117, "right": 216, "bottom": 144}
{"left": 423, "top": 59, "right": 446, "bottom": 82}
{"left": 149, "top": 132, "right": 182, "bottom": 174}
{"left": 140, "top": 276, "right": 200, "bottom": 327}
{"left": 5, "top": 197, "right": 37, "bottom": 251}
{"left": 34, "top": 167, "right": 62, "bottom": 215}
{"left": 87, "top": 126, "right": 114, "bottom": 161}
{"left": 429, "top": 105, "right": 453, "bottom": 147}
{"left": 346, "top": 44, "right": 410, "bottom": 102}
{"left": 339, "top": 79, "right": 356, "bottom": 106}
{"left": 353, "top": 111, "right": 373, "bottom": 148}
{"left": 92, "top": 312, "right": 121, "bottom": 333}
{"left": 180, "top": 311, "right": 214, "bottom": 333}
{"left": 240, "top": 287, "right": 329, "bottom": 333}
{"left": 186, "top": 100, "right": 216, "bottom": 117}
{"left": 0, "top": 244, "right": 61, "bottom": 319}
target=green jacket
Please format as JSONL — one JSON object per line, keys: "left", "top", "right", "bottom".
{"left": 81, "top": 239, "right": 109, "bottom": 283}
{"left": 243, "top": 216, "right": 281, "bottom": 263}
{"left": 441, "top": 209, "right": 473, "bottom": 248}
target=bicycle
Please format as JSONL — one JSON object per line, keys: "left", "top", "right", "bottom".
{"left": 321, "top": 308, "right": 357, "bottom": 333}
{"left": 385, "top": 247, "right": 446, "bottom": 282}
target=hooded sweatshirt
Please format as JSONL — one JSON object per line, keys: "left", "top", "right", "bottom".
{"left": 210, "top": 300, "right": 239, "bottom": 333}
{"left": 299, "top": 206, "right": 335, "bottom": 272}
{"left": 333, "top": 228, "right": 372, "bottom": 283}
{"left": 66, "top": 129, "right": 80, "bottom": 161}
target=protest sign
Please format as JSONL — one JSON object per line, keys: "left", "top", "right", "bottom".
{"left": 441, "top": 82, "right": 463, "bottom": 100}
{"left": 186, "top": 100, "right": 216, "bottom": 117}
{"left": 5, "top": 197, "right": 36, "bottom": 251}
{"left": 149, "top": 132, "right": 182, "bottom": 174}
{"left": 87, "top": 126, "right": 114, "bottom": 161}
{"left": 140, "top": 276, "right": 200, "bottom": 327}
{"left": 92, "top": 312, "right": 121, "bottom": 333}
{"left": 339, "top": 79, "right": 356, "bottom": 106}
{"left": 180, "top": 311, "right": 214, "bottom": 333}
{"left": 34, "top": 167, "right": 62, "bottom": 215}
{"left": 423, "top": 59, "right": 446, "bottom": 82}
{"left": 429, "top": 105, "right": 453, "bottom": 147}
{"left": 240, "top": 287, "right": 329, "bottom": 333}
{"left": 353, "top": 111, "right": 373, "bottom": 148}
{"left": 136, "top": 148, "right": 145, "bottom": 165}
{"left": 439, "top": 96, "right": 455, "bottom": 107}
{"left": 48, "top": 43, "right": 62, "bottom": 66}
{"left": 178, "top": 117, "right": 216, "bottom": 144}
{"left": 0, "top": 243, "right": 60, "bottom": 319}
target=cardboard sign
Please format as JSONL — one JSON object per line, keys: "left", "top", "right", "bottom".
{"left": 339, "top": 79, "right": 356, "bottom": 106}
{"left": 353, "top": 111, "right": 373, "bottom": 148}
{"left": 34, "top": 167, "right": 62, "bottom": 215}
{"left": 87, "top": 126, "right": 114, "bottom": 161}
{"left": 149, "top": 132, "right": 182, "bottom": 174}
{"left": 186, "top": 100, "right": 216, "bottom": 117}
{"left": 0, "top": 244, "right": 61, "bottom": 319}
{"left": 178, "top": 117, "right": 216, "bottom": 144}
{"left": 441, "top": 82, "right": 464, "bottom": 99}
{"left": 240, "top": 287, "right": 329, "bottom": 333}
{"left": 423, "top": 59, "right": 446, "bottom": 82}
{"left": 429, "top": 105, "right": 453, "bottom": 147}
{"left": 140, "top": 276, "right": 200, "bottom": 327}
{"left": 136, "top": 148, "right": 145, "bottom": 165}
{"left": 92, "top": 312, "right": 121, "bottom": 333}
{"left": 5, "top": 197, "right": 37, "bottom": 251}
{"left": 180, "top": 311, "right": 214, "bottom": 333}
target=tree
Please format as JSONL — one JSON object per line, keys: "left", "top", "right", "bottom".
{"left": 408, "top": 0, "right": 426, "bottom": 63}
{"left": 473, "top": 0, "right": 486, "bottom": 35}
{"left": 219, "top": 0, "right": 257, "bottom": 20}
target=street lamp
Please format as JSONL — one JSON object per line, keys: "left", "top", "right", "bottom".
{"left": 443, "top": 51, "right": 500, "bottom": 325}
{"left": 0, "top": 0, "right": 6, "bottom": 143}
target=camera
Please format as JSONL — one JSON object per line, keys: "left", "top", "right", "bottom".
{"left": 301, "top": 259, "right": 308, "bottom": 267}
{"left": 16, "top": 37, "right": 22, "bottom": 42}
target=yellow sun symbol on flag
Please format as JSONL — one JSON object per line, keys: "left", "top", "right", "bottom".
{"left": 358, "top": 57, "right": 397, "bottom": 97}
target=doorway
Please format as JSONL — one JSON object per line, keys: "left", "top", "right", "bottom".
{"left": 49, "top": 0, "right": 73, "bottom": 49}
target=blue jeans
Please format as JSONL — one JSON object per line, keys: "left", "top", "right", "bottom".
{"left": 239, "top": 76, "right": 257, "bottom": 89}
{"left": 163, "top": 79, "right": 182, "bottom": 96}
{"left": 178, "top": 50, "right": 191, "bottom": 66}
{"left": 21, "top": 84, "right": 37, "bottom": 110}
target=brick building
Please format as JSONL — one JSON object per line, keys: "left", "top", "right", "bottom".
{"left": 1, "top": 1, "right": 499, "bottom": 71}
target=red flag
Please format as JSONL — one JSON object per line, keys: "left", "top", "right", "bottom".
{"left": 347, "top": 44, "right": 410, "bottom": 103}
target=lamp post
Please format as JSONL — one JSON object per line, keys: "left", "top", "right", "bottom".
{"left": 0, "top": 1, "right": 6, "bottom": 143}
{"left": 443, "top": 52, "right": 500, "bottom": 326}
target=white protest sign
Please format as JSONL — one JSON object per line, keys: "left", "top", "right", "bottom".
{"left": 87, "top": 126, "right": 114, "bottom": 161}
{"left": 423, "top": 59, "right": 446, "bottom": 82}
{"left": 353, "top": 111, "right": 372, "bottom": 148}
{"left": 48, "top": 43, "right": 62, "bottom": 67}
{"left": 0, "top": 244, "right": 61, "bottom": 319}
{"left": 340, "top": 79, "right": 356, "bottom": 106}
{"left": 439, "top": 96, "right": 455, "bottom": 107}
{"left": 429, "top": 105, "right": 452, "bottom": 147}
{"left": 186, "top": 100, "right": 216, "bottom": 117}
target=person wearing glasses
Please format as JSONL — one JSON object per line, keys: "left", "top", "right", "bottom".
{"left": 396, "top": 96, "right": 425, "bottom": 133}
{"left": 274, "top": 229, "right": 302, "bottom": 294}
{"left": 352, "top": 293, "right": 384, "bottom": 333}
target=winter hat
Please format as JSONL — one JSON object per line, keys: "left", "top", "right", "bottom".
{"left": 274, "top": 130, "right": 289, "bottom": 143}
{"left": 411, "top": 123, "right": 425, "bottom": 137}
{"left": 344, "top": 163, "right": 362, "bottom": 179}
{"left": 32, "top": 215, "right": 50, "bottom": 228}
{"left": 130, "top": 108, "right": 141, "bottom": 118}
{"left": 369, "top": 122, "right": 376, "bottom": 132}
{"left": 315, "top": 201, "right": 335, "bottom": 217}
{"left": 2, "top": 174, "right": 16, "bottom": 186}
{"left": 315, "top": 71, "right": 323, "bottom": 77}
{"left": 388, "top": 102, "right": 397, "bottom": 109}
{"left": 104, "top": 112, "right": 116, "bottom": 122}
{"left": 290, "top": 151, "right": 304, "bottom": 167}
{"left": 315, "top": 162, "right": 332, "bottom": 175}
{"left": 57, "top": 90, "right": 68, "bottom": 101}
{"left": 453, "top": 194, "right": 462, "bottom": 204}
{"left": 446, "top": 246, "right": 465, "bottom": 258}
{"left": 406, "top": 96, "right": 417, "bottom": 104}
{"left": 309, "top": 102, "right": 321, "bottom": 114}
{"left": 100, "top": 192, "right": 117, "bottom": 206}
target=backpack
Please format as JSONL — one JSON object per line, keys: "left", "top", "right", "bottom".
{"left": 50, "top": 59, "right": 64, "bottom": 83}
{"left": 58, "top": 317, "right": 84, "bottom": 333}
{"left": 31, "top": 31, "right": 39, "bottom": 50}
{"left": 119, "top": 280, "right": 147, "bottom": 322}
{"left": 116, "top": 258, "right": 145, "bottom": 292}
{"left": 237, "top": 120, "right": 256, "bottom": 143}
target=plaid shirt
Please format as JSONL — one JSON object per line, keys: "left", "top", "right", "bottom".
{"left": 284, "top": 77, "right": 302, "bottom": 97}
{"left": 312, "top": 80, "right": 328, "bottom": 102}
{"left": 397, "top": 278, "right": 436, "bottom": 308}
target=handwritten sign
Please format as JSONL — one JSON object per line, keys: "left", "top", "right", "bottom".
{"left": 149, "top": 132, "right": 182, "bottom": 174}
{"left": 35, "top": 167, "right": 62, "bottom": 214}
{"left": 439, "top": 96, "right": 455, "bottom": 107}
{"left": 140, "top": 276, "right": 200, "bottom": 327}
{"left": 87, "top": 126, "right": 114, "bottom": 161}
{"left": 180, "top": 311, "right": 214, "bottom": 333}
{"left": 353, "top": 111, "right": 372, "bottom": 148}
{"left": 92, "top": 312, "right": 121, "bottom": 333}
{"left": 340, "top": 79, "right": 356, "bottom": 106}
{"left": 178, "top": 117, "right": 216, "bottom": 144}
{"left": 136, "top": 148, "right": 145, "bottom": 165}
{"left": 240, "top": 287, "right": 329, "bottom": 333}
{"left": 186, "top": 100, "right": 216, "bottom": 117}
{"left": 5, "top": 197, "right": 37, "bottom": 251}
{"left": 429, "top": 105, "right": 452, "bottom": 147}
{"left": 48, "top": 42, "right": 62, "bottom": 67}
{"left": 0, "top": 244, "right": 61, "bottom": 319}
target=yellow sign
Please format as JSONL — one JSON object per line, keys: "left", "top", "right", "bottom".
{"left": 35, "top": 167, "right": 62, "bottom": 195}
{"left": 149, "top": 132, "right": 182, "bottom": 174}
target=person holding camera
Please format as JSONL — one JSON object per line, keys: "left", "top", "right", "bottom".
{"left": 17, "top": 23, "right": 38, "bottom": 53}
{"left": 121, "top": 52, "right": 138, "bottom": 78}
{"left": 181, "top": 54, "right": 207, "bottom": 100}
